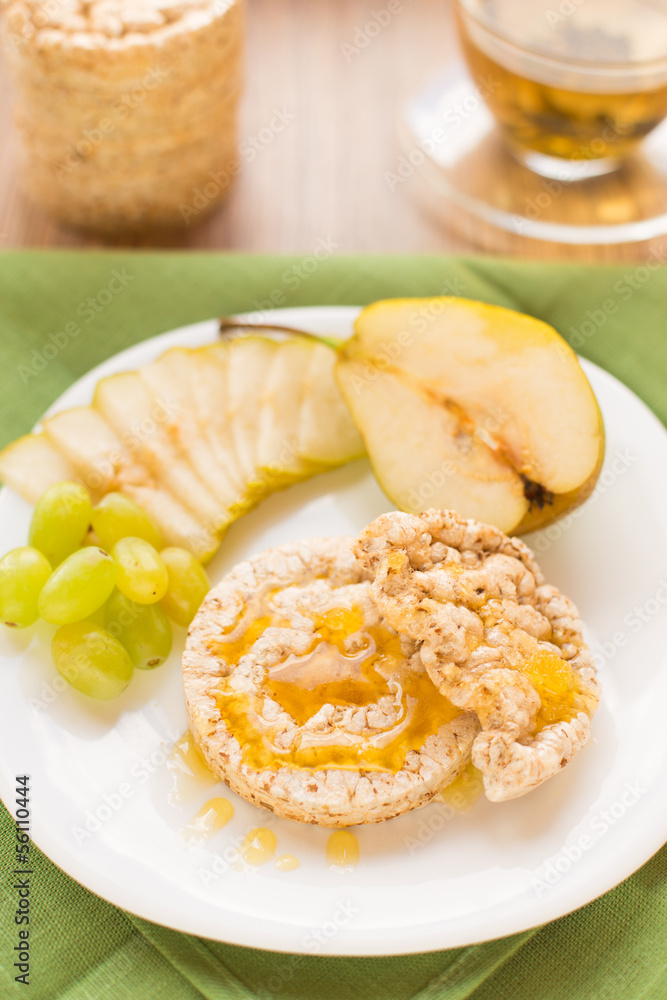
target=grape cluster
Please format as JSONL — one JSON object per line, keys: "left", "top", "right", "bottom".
{"left": 0, "top": 483, "right": 210, "bottom": 700}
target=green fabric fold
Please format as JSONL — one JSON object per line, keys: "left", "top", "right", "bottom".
{"left": 0, "top": 251, "right": 666, "bottom": 999}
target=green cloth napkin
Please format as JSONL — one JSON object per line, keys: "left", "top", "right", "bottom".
{"left": 1, "top": 251, "right": 666, "bottom": 1000}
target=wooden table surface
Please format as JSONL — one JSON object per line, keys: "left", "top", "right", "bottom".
{"left": 0, "top": 0, "right": 662, "bottom": 261}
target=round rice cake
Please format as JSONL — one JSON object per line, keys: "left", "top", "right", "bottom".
{"left": 183, "top": 537, "right": 478, "bottom": 827}
{"left": 355, "top": 509, "right": 599, "bottom": 803}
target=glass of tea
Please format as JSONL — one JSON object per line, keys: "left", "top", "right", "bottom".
{"left": 400, "top": 0, "right": 667, "bottom": 252}
{"left": 455, "top": 0, "right": 667, "bottom": 178}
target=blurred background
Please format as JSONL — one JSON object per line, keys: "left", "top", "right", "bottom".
{"left": 1, "top": 0, "right": 666, "bottom": 261}
{"left": 0, "top": 0, "right": 462, "bottom": 253}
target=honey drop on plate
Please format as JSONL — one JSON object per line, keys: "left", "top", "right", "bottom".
{"left": 242, "top": 828, "right": 277, "bottom": 866}
{"left": 167, "top": 730, "right": 218, "bottom": 804}
{"left": 438, "top": 763, "right": 484, "bottom": 813}
{"left": 181, "top": 797, "right": 234, "bottom": 841}
{"left": 326, "top": 830, "right": 359, "bottom": 870}
{"left": 274, "top": 854, "right": 300, "bottom": 872}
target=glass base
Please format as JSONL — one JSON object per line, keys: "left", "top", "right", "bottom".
{"left": 509, "top": 144, "right": 621, "bottom": 181}
{"left": 401, "top": 67, "right": 667, "bottom": 252}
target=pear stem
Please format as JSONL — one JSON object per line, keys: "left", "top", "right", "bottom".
{"left": 218, "top": 319, "right": 341, "bottom": 351}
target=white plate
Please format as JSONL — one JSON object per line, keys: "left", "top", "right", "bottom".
{"left": 1, "top": 306, "right": 666, "bottom": 957}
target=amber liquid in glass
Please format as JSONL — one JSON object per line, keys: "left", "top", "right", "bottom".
{"left": 456, "top": 0, "right": 667, "bottom": 161}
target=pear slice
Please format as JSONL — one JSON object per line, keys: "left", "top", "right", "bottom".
{"left": 180, "top": 345, "right": 247, "bottom": 490}
{"left": 119, "top": 484, "right": 219, "bottom": 563}
{"left": 187, "top": 344, "right": 259, "bottom": 518}
{"left": 296, "top": 341, "right": 365, "bottom": 467}
{"left": 94, "top": 371, "right": 230, "bottom": 537}
{"left": 42, "top": 406, "right": 218, "bottom": 560}
{"left": 0, "top": 433, "right": 78, "bottom": 504}
{"left": 139, "top": 348, "right": 246, "bottom": 517}
{"left": 337, "top": 298, "right": 605, "bottom": 535}
{"left": 257, "top": 339, "right": 318, "bottom": 487}
{"left": 43, "top": 406, "right": 146, "bottom": 495}
{"left": 224, "top": 337, "right": 278, "bottom": 501}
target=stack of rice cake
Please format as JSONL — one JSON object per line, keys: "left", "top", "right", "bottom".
{"left": 0, "top": 0, "right": 244, "bottom": 233}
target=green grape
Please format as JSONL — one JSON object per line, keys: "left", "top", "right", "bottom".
{"left": 0, "top": 547, "right": 52, "bottom": 628}
{"left": 52, "top": 620, "right": 133, "bottom": 699}
{"left": 105, "top": 590, "right": 173, "bottom": 669}
{"left": 112, "top": 538, "right": 168, "bottom": 604}
{"left": 91, "top": 493, "right": 163, "bottom": 551}
{"left": 160, "top": 547, "right": 210, "bottom": 627}
{"left": 29, "top": 482, "right": 93, "bottom": 566}
{"left": 87, "top": 603, "right": 108, "bottom": 628}
{"left": 38, "top": 547, "right": 117, "bottom": 625}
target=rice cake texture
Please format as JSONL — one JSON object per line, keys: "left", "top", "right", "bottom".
{"left": 183, "top": 537, "right": 479, "bottom": 827}
{"left": 0, "top": 0, "right": 244, "bottom": 232}
{"left": 355, "top": 509, "right": 599, "bottom": 803}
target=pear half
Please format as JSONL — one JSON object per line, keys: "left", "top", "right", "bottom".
{"left": 336, "top": 298, "right": 605, "bottom": 535}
